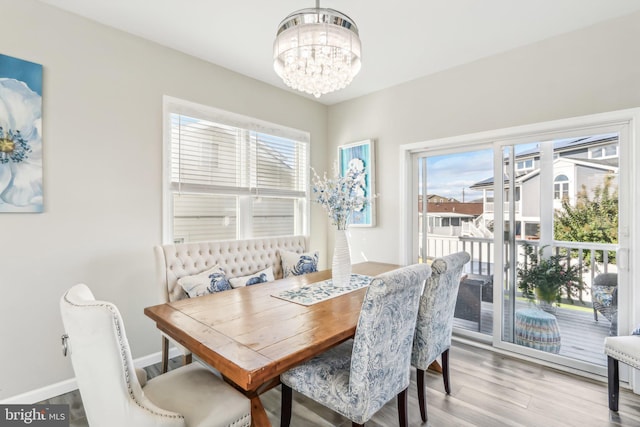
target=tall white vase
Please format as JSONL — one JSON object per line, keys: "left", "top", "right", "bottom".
{"left": 332, "top": 229, "right": 352, "bottom": 287}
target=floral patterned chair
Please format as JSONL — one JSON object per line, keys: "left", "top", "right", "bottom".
{"left": 279, "top": 264, "right": 432, "bottom": 427}
{"left": 592, "top": 272, "right": 618, "bottom": 335}
{"left": 412, "top": 251, "right": 471, "bottom": 422}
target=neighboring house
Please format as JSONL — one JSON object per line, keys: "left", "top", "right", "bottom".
{"left": 470, "top": 134, "right": 619, "bottom": 238}
{"left": 418, "top": 196, "right": 485, "bottom": 237}
{"left": 425, "top": 194, "right": 460, "bottom": 203}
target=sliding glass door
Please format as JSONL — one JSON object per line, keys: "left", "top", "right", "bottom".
{"left": 410, "top": 120, "right": 630, "bottom": 377}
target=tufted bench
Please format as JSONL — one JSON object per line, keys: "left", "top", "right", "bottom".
{"left": 154, "top": 235, "right": 309, "bottom": 371}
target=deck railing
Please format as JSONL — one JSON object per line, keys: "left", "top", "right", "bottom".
{"left": 422, "top": 235, "right": 618, "bottom": 301}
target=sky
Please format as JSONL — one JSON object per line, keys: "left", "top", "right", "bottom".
{"left": 422, "top": 143, "right": 542, "bottom": 202}
{"left": 423, "top": 149, "right": 494, "bottom": 202}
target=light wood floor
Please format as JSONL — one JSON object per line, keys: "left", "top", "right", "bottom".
{"left": 43, "top": 341, "right": 640, "bottom": 427}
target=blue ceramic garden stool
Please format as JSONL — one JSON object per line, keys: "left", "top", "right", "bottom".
{"left": 514, "top": 307, "right": 561, "bottom": 354}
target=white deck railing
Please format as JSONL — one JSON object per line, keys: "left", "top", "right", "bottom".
{"left": 421, "top": 235, "right": 618, "bottom": 302}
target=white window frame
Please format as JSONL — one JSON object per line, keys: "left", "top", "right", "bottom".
{"left": 516, "top": 158, "right": 534, "bottom": 171}
{"left": 589, "top": 143, "right": 619, "bottom": 159}
{"left": 162, "top": 96, "right": 310, "bottom": 243}
{"left": 553, "top": 174, "right": 570, "bottom": 200}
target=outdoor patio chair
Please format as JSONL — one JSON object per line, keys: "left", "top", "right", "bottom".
{"left": 592, "top": 272, "right": 618, "bottom": 335}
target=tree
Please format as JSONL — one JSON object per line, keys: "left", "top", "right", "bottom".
{"left": 554, "top": 174, "right": 618, "bottom": 264}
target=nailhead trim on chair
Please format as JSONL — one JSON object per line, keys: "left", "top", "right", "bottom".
{"left": 604, "top": 345, "right": 640, "bottom": 370}
{"left": 226, "top": 413, "right": 251, "bottom": 427}
{"left": 63, "top": 294, "right": 185, "bottom": 421}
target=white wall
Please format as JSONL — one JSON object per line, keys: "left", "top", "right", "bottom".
{"left": 0, "top": 0, "right": 328, "bottom": 400}
{"left": 327, "top": 11, "right": 640, "bottom": 266}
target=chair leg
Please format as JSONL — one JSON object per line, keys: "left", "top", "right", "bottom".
{"left": 397, "top": 388, "right": 408, "bottom": 427}
{"left": 593, "top": 308, "right": 598, "bottom": 321}
{"left": 280, "top": 383, "right": 293, "bottom": 427}
{"left": 161, "top": 337, "right": 169, "bottom": 373}
{"left": 442, "top": 349, "right": 451, "bottom": 394}
{"left": 608, "top": 356, "right": 619, "bottom": 412}
{"left": 352, "top": 423, "right": 364, "bottom": 427}
{"left": 417, "top": 368, "right": 427, "bottom": 422}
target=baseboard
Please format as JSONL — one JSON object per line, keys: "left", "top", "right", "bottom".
{"left": 0, "top": 347, "right": 182, "bottom": 404}
{"left": 0, "top": 377, "right": 79, "bottom": 405}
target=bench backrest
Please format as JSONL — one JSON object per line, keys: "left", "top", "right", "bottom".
{"left": 154, "top": 235, "right": 309, "bottom": 303}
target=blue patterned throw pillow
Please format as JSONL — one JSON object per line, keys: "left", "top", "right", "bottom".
{"left": 632, "top": 324, "right": 640, "bottom": 336}
{"left": 281, "top": 250, "right": 319, "bottom": 278}
{"left": 178, "top": 264, "right": 229, "bottom": 298}
{"left": 246, "top": 273, "right": 268, "bottom": 286}
{"left": 208, "top": 272, "right": 232, "bottom": 293}
{"left": 229, "top": 266, "right": 275, "bottom": 288}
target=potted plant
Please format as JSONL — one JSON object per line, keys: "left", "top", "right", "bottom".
{"left": 517, "top": 243, "right": 585, "bottom": 313}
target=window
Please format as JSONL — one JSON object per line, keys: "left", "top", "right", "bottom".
{"left": 590, "top": 144, "right": 618, "bottom": 159}
{"left": 164, "top": 97, "right": 309, "bottom": 243}
{"left": 516, "top": 159, "right": 533, "bottom": 171}
{"left": 554, "top": 174, "right": 569, "bottom": 200}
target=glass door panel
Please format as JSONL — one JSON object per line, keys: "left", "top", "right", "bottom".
{"left": 415, "top": 149, "right": 494, "bottom": 337}
{"left": 498, "top": 133, "right": 620, "bottom": 369}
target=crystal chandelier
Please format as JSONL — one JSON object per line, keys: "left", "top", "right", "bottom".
{"left": 273, "top": 1, "right": 362, "bottom": 98}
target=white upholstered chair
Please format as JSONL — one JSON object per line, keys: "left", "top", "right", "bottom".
{"left": 411, "top": 251, "right": 471, "bottom": 422}
{"left": 60, "top": 284, "right": 251, "bottom": 427}
{"left": 280, "top": 264, "right": 432, "bottom": 427}
{"left": 604, "top": 335, "right": 640, "bottom": 411}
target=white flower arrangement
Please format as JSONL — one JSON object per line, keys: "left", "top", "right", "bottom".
{"left": 312, "top": 159, "right": 369, "bottom": 230}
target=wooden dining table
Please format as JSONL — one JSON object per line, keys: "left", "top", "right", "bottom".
{"left": 144, "top": 261, "right": 401, "bottom": 427}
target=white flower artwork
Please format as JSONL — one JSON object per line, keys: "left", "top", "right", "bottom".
{"left": 337, "top": 139, "right": 376, "bottom": 227}
{"left": 0, "top": 54, "right": 43, "bottom": 213}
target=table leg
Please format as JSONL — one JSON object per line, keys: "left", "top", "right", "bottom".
{"left": 427, "top": 360, "right": 442, "bottom": 374}
{"left": 224, "top": 377, "right": 280, "bottom": 427}
{"left": 250, "top": 396, "right": 272, "bottom": 427}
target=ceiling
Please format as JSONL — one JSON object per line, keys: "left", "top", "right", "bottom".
{"left": 39, "top": 0, "right": 640, "bottom": 105}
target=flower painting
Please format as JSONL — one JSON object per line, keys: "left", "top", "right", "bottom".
{"left": 0, "top": 54, "right": 43, "bottom": 213}
{"left": 338, "top": 139, "right": 375, "bottom": 227}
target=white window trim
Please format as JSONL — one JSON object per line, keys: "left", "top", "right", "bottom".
{"left": 553, "top": 174, "right": 570, "bottom": 200}
{"left": 589, "top": 144, "right": 619, "bottom": 160}
{"left": 162, "top": 96, "right": 310, "bottom": 243}
{"left": 516, "top": 158, "right": 534, "bottom": 171}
